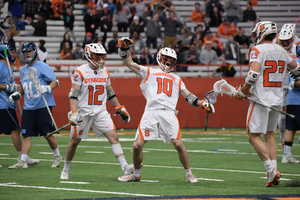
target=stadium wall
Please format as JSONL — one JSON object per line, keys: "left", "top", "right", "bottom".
{"left": 15, "top": 77, "right": 249, "bottom": 129}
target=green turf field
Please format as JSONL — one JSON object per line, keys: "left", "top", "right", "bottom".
{"left": 0, "top": 129, "right": 299, "bottom": 200}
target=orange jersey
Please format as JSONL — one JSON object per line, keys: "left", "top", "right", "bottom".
{"left": 52, "top": 0, "right": 63, "bottom": 18}
{"left": 190, "top": 10, "right": 205, "bottom": 22}
{"left": 217, "top": 23, "right": 230, "bottom": 37}
{"left": 204, "top": 35, "right": 223, "bottom": 50}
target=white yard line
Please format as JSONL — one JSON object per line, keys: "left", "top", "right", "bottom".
{"left": 260, "top": 177, "right": 291, "bottom": 181}
{"left": 60, "top": 181, "right": 90, "bottom": 184}
{"left": 85, "top": 151, "right": 105, "bottom": 154}
{"left": 0, "top": 182, "right": 159, "bottom": 197}
{"left": 39, "top": 152, "right": 54, "bottom": 155}
{"left": 197, "top": 178, "right": 224, "bottom": 181}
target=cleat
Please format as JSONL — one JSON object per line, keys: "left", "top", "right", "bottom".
{"left": 0, "top": 165, "right": 2, "bottom": 168}
{"left": 265, "top": 169, "right": 281, "bottom": 187}
{"left": 60, "top": 169, "right": 69, "bottom": 179}
{"left": 187, "top": 174, "right": 199, "bottom": 183}
{"left": 282, "top": 155, "right": 300, "bottom": 163}
{"left": 27, "top": 157, "right": 40, "bottom": 166}
{"left": 52, "top": 155, "right": 62, "bottom": 168}
{"left": 118, "top": 174, "right": 141, "bottom": 182}
{"left": 8, "top": 159, "right": 28, "bottom": 169}
{"left": 122, "top": 164, "right": 134, "bottom": 175}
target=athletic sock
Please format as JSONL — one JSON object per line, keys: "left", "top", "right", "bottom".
{"left": 284, "top": 141, "right": 293, "bottom": 156}
{"left": 134, "top": 168, "right": 141, "bottom": 178}
{"left": 52, "top": 147, "right": 60, "bottom": 156}
{"left": 20, "top": 154, "right": 28, "bottom": 162}
{"left": 185, "top": 168, "right": 192, "bottom": 177}
{"left": 271, "top": 160, "right": 277, "bottom": 169}
{"left": 63, "top": 160, "right": 71, "bottom": 171}
{"left": 18, "top": 151, "right": 22, "bottom": 157}
{"left": 263, "top": 159, "right": 273, "bottom": 174}
{"left": 118, "top": 156, "right": 128, "bottom": 170}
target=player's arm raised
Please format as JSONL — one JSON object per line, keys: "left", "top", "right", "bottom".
{"left": 118, "top": 37, "right": 141, "bottom": 74}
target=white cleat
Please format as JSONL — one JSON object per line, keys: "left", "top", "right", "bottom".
{"left": 187, "top": 174, "right": 199, "bottom": 183}
{"left": 60, "top": 169, "right": 69, "bottom": 179}
{"left": 27, "top": 157, "right": 40, "bottom": 166}
{"left": 8, "top": 160, "right": 28, "bottom": 169}
{"left": 118, "top": 174, "right": 141, "bottom": 182}
{"left": 122, "top": 164, "right": 134, "bottom": 175}
{"left": 266, "top": 169, "right": 281, "bottom": 187}
{"left": 282, "top": 155, "right": 300, "bottom": 163}
{"left": 52, "top": 155, "right": 62, "bottom": 168}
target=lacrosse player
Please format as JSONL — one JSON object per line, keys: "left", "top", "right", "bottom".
{"left": 282, "top": 44, "right": 300, "bottom": 164}
{"left": 0, "top": 44, "right": 40, "bottom": 167}
{"left": 117, "top": 37, "right": 215, "bottom": 183}
{"left": 274, "top": 23, "right": 300, "bottom": 152}
{"left": 8, "top": 42, "right": 62, "bottom": 169}
{"left": 60, "top": 43, "right": 133, "bottom": 180}
{"left": 233, "top": 21, "right": 300, "bottom": 187}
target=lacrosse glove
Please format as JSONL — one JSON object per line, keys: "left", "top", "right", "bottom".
{"left": 233, "top": 85, "right": 250, "bottom": 101}
{"left": 200, "top": 99, "right": 215, "bottom": 114}
{"left": 9, "top": 91, "right": 21, "bottom": 104}
{"left": 114, "top": 105, "right": 130, "bottom": 123}
{"left": 118, "top": 37, "right": 134, "bottom": 59}
{"left": 5, "top": 83, "right": 19, "bottom": 93}
{"left": 290, "top": 78, "right": 300, "bottom": 89}
{"left": 68, "top": 110, "right": 82, "bottom": 126}
{"left": 37, "top": 85, "right": 52, "bottom": 94}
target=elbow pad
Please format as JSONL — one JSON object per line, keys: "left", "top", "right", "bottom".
{"left": 245, "top": 70, "right": 260, "bottom": 86}
{"left": 185, "top": 93, "right": 199, "bottom": 107}
{"left": 290, "top": 62, "right": 300, "bottom": 76}
{"left": 68, "top": 88, "right": 80, "bottom": 101}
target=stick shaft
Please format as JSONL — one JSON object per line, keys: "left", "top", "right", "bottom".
{"left": 47, "top": 123, "right": 71, "bottom": 137}
{"left": 204, "top": 113, "right": 209, "bottom": 131}
{"left": 41, "top": 94, "right": 58, "bottom": 129}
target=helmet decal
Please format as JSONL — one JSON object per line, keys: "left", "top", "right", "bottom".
{"left": 84, "top": 43, "right": 107, "bottom": 69}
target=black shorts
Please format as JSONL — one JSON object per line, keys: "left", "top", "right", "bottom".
{"left": 0, "top": 108, "right": 20, "bottom": 134}
{"left": 21, "top": 107, "right": 55, "bottom": 137}
{"left": 286, "top": 105, "right": 300, "bottom": 131}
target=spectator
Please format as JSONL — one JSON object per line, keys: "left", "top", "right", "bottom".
{"left": 159, "top": 9, "right": 183, "bottom": 48}
{"left": 37, "top": 39, "right": 47, "bottom": 62}
{"left": 206, "top": 0, "right": 224, "bottom": 18}
{"left": 16, "top": 16, "right": 29, "bottom": 30}
{"left": 145, "top": 13, "right": 161, "bottom": 49}
{"left": 73, "top": 43, "right": 84, "bottom": 59}
{"left": 139, "top": 46, "right": 153, "bottom": 65}
{"left": 108, "top": 31, "right": 119, "bottom": 54}
{"left": 177, "top": 28, "right": 190, "bottom": 47}
{"left": 28, "top": 13, "right": 47, "bottom": 36}
{"left": 82, "top": 32, "right": 93, "bottom": 49}
{"left": 213, "top": 56, "right": 236, "bottom": 77}
{"left": 129, "top": 46, "right": 139, "bottom": 63}
{"left": 217, "top": 18, "right": 230, "bottom": 38}
{"left": 95, "top": 0, "right": 103, "bottom": 13}
{"left": 169, "top": 6, "right": 181, "bottom": 22}
{"left": 174, "top": 44, "right": 186, "bottom": 72}
{"left": 51, "top": 0, "right": 64, "bottom": 20}
{"left": 129, "top": 15, "right": 144, "bottom": 39}
{"left": 6, "top": 29, "right": 16, "bottom": 51}
{"left": 107, "top": 0, "right": 116, "bottom": 14}
{"left": 212, "top": 39, "right": 222, "bottom": 58}
{"left": 84, "top": 6, "right": 98, "bottom": 36}
{"left": 113, "top": 0, "right": 132, "bottom": 32}
{"left": 191, "top": 24, "right": 207, "bottom": 45}
{"left": 57, "top": 6, "right": 76, "bottom": 43}
{"left": 229, "top": 21, "right": 238, "bottom": 36}
{"left": 209, "top": 6, "right": 222, "bottom": 27}
{"left": 156, "top": 0, "right": 173, "bottom": 13}
{"left": 9, "top": 0, "right": 25, "bottom": 26}
{"left": 184, "top": 43, "right": 200, "bottom": 71}
{"left": 204, "top": 30, "right": 223, "bottom": 50}
{"left": 97, "top": 3, "right": 113, "bottom": 33}
{"left": 60, "top": 32, "right": 73, "bottom": 52}
{"left": 85, "top": 0, "right": 97, "bottom": 14}
{"left": 129, "top": 0, "right": 152, "bottom": 25}
{"left": 1, "top": 15, "right": 12, "bottom": 31}
{"left": 200, "top": 41, "right": 218, "bottom": 64}
{"left": 224, "top": 0, "right": 239, "bottom": 25}
{"left": 37, "top": 0, "right": 52, "bottom": 20}
{"left": 23, "top": 0, "right": 37, "bottom": 19}
{"left": 234, "top": 27, "right": 250, "bottom": 48}
{"left": 60, "top": 41, "right": 73, "bottom": 60}
{"left": 190, "top": 2, "right": 205, "bottom": 23}
{"left": 195, "top": 38, "right": 204, "bottom": 55}
{"left": 223, "top": 34, "right": 239, "bottom": 60}
{"left": 93, "top": 30, "right": 107, "bottom": 51}
{"left": 132, "top": 31, "right": 145, "bottom": 54}
{"left": 243, "top": 2, "right": 257, "bottom": 22}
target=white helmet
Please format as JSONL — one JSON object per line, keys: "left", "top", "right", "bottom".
{"left": 278, "top": 23, "right": 296, "bottom": 50}
{"left": 252, "top": 21, "right": 277, "bottom": 45}
{"left": 84, "top": 43, "right": 107, "bottom": 69}
{"left": 156, "top": 47, "right": 177, "bottom": 72}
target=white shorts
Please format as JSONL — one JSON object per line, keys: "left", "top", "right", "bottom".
{"left": 246, "top": 102, "right": 280, "bottom": 134}
{"left": 135, "top": 109, "right": 181, "bottom": 144}
{"left": 70, "top": 110, "right": 115, "bottom": 139}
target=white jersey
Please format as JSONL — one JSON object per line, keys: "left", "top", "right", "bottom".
{"left": 248, "top": 43, "right": 293, "bottom": 106}
{"left": 137, "top": 66, "right": 186, "bottom": 111}
{"left": 71, "top": 64, "right": 111, "bottom": 115}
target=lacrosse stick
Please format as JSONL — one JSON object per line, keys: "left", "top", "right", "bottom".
{"left": 204, "top": 90, "right": 218, "bottom": 131}
{"left": 28, "top": 67, "right": 58, "bottom": 130}
{"left": 47, "top": 110, "right": 93, "bottom": 137}
{"left": 213, "top": 79, "right": 295, "bottom": 119}
{"left": 0, "top": 28, "right": 22, "bottom": 114}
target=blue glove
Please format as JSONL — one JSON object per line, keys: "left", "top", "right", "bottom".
{"left": 5, "top": 83, "right": 19, "bottom": 93}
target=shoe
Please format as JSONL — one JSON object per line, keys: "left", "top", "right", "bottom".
{"left": 282, "top": 155, "right": 300, "bottom": 163}
{"left": 52, "top": 155, "right": 62, "bottom": 168}
{"left": 187, "top": 174, "right": 199, "bottom": 183}
{"left": 0, "top": 165, "right": 2, "bottom": 168}
{"left": 60, "top": 169, "right": 69, "bottom": 179}
{"left": 265, "top": 169, "right": 281, "bottom": 187}
{"left": 27, "top": 157, "right": 40, "bottom": 166}
{"left": 8, "top": 160, "right": 28, "bottom": 169}
{"left": 122, "top": 164, "right": 134, "bottom": 175}
{"left": 118, "top": 174, "right": 141, "bottom": 182}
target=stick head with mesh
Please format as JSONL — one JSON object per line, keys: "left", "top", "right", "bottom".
{"left": 205, "top": 90, "right": 218, "bottom": 104}
{"left": 213, "top": 79, "right": 236, "bottom": 96}
{"left": 28, "top": 67, "right": 40, "bottom": 87}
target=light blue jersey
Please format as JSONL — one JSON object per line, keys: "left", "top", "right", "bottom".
{"left": 287, "top": 60, "right": 300, "bottom": 106}
{"left": 20, "top": 61, "right": 56, "bottom": 110}
{"left": 0, "top": 61, "right": 16, "bottom": 109}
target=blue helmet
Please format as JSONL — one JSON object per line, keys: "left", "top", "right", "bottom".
{"left": 0, "top": 44, "right": 13, "bottom": 62}
{"left": 21, "top": 42, "right": 38, "bottom": 64}
{"left": 296, "top": 43, "right": 300, "bottom": 59}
